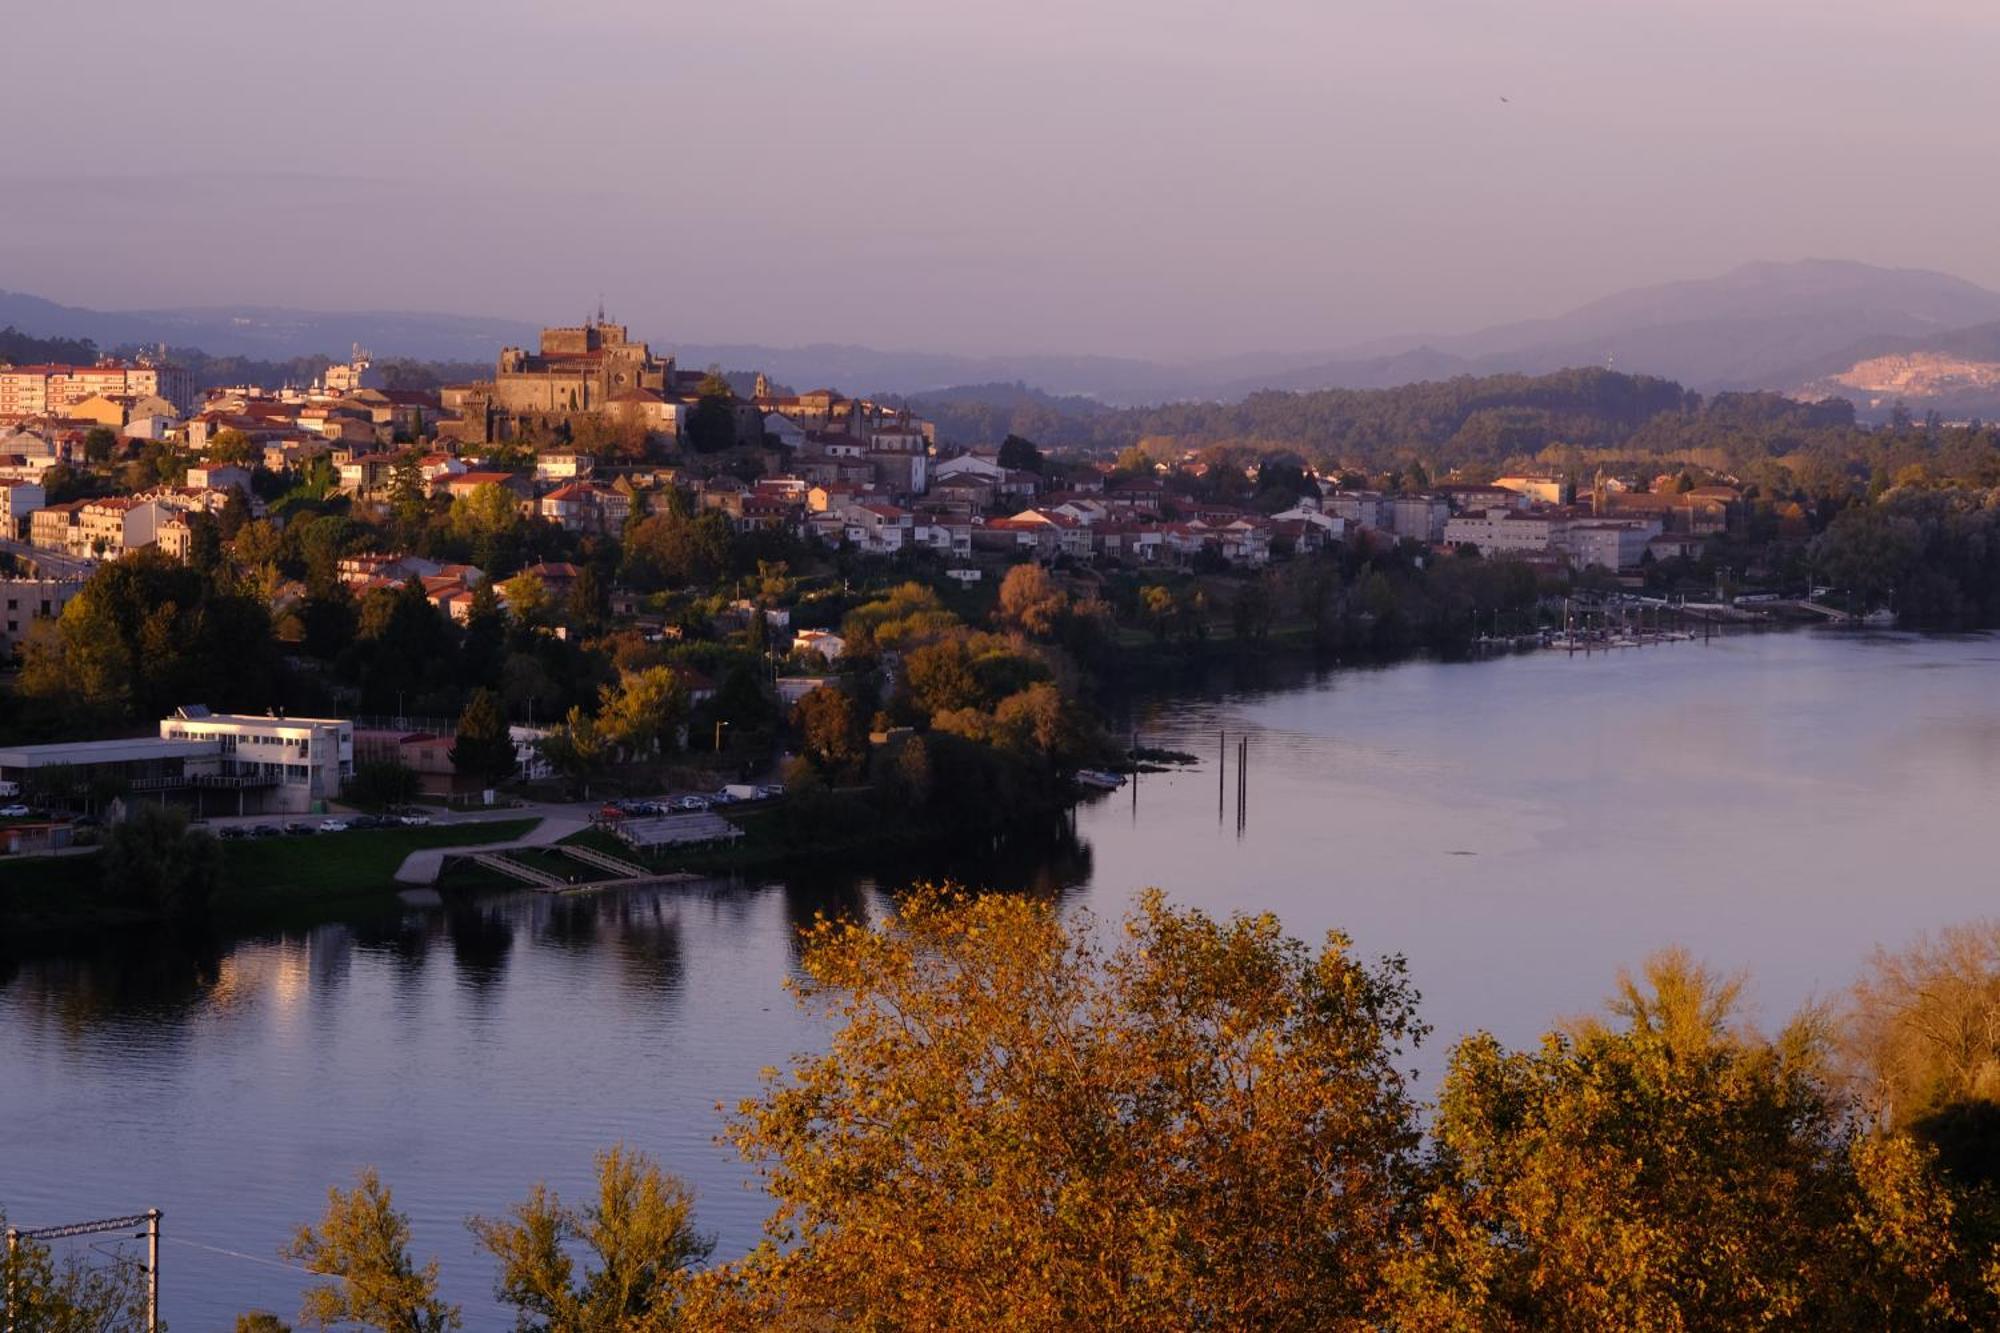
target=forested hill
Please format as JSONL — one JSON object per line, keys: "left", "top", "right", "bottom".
{"left": 0, "top": 325, "right": 101, "bottom": 366}
{"left": 968, "top": 367, "right": 1864, "bottom": 468}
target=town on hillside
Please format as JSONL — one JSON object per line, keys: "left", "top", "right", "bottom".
{"left": 0, "top": 316, "right": 1782, "bottom": 845}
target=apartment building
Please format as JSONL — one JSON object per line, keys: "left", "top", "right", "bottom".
{"left": 1442, "top": 507, "right": 1563, "bottom": 558}
{"left": 0, "top": 576, "right": 84, "bottom": 655}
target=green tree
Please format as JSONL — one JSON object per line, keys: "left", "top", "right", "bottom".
{"left": 996, "top": 433, "right": 1044, "bottom": 473}
{"left": 83, "top": 425, "right": 120, "bottom": 463}
{"left": 686, "top": 374, "right": 738, "bottom": 454}
{"left": 349, "top": 758, "right": 422, "bottom": 810}
{"left": 388, "top": 452, "right": 430, "bottom": 537}
{"left": 207, "top": 428, "right": 261, "bottom": 466}
{"left": 187, "top": 509, "right": 224, "bottom": 576}
{"left": 467, "top": 1146, "right": 714, "bottom": 1331}
{"left": 448, "top": 482, "right": 522, "bottom": 547}
{"left": 450, "top": 688, "right": 517, "bottom": 784}
{"left": 537, "top": 707, "right": 608, "bottom": 798}
{"left": 595, "top": 667, "right": 689, "bottom": 761}
{"left": 286, "top": 1168, "right": 460, "bottom": 1332}
{"left": 100, "top": 803, "right": 223, "bottom": 921}
{"left": 502, "top": 572, "right": 553, "bottom": 629}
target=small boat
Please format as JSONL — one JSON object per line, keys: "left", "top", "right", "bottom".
{"left": 1074, "top": 769, "right": 1128, "bottom": 791}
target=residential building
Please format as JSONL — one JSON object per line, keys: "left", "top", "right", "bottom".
{"left": 0, "top": 575, "right": 83, "bottom": 655}
{"left": 0, "top": 479, "right": 46, "bottom": 537}
{"left": 1385, "top": 495, "right": 1450, "bottom": 543}
{"left": 1493, "top": 474, "right": 1571, "bottom": 505}
{"left": 540, "top": 481, "right": 632, "bottom": 535}
{"left": 1442, "top": 507, "right": 1563, "bottom": 558}
{"left": 1557, "top": 519, "right": 1657, "bottom": 571}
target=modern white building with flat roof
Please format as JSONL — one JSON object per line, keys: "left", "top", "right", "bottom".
{"left": 160, "top": 707, "right": 354, "bottom": 812}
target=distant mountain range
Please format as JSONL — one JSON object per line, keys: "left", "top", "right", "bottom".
{"left": 12, "top": 259, "right": 2000, "bottom": 419}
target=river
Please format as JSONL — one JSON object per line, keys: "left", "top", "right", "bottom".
{"left": 3, "top": 629, "right": 1996, "bottom": 1325}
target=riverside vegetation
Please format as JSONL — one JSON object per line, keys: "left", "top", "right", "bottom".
{"left": 12, "top": 889, "right": 2000, "bottom": 1331}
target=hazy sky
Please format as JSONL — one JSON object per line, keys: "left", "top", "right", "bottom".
{"left": 4, "top": 0, "right": 1997, "bottom": 359}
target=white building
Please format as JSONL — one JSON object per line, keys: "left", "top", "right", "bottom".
{"left": 1323, "top": 491, "right": 1385, "bottom": 531}
{"left": 1557, "top": 519, "right": 1658, "bottom": 572}
{"left": 159, "top": 707, "right": 354, "bottom": 813}
{"left": 1386, "top": 495, "right": 1450, "bottom": 543}
{"left": 1442, "top": 508, "right": 1563, "bottom": 558}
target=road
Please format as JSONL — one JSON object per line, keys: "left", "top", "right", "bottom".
{"left": 391, "top": 809, "right": 590, "bottom": 884}
{"left": 0, "top": 537, "right": 97, "bottom": 580}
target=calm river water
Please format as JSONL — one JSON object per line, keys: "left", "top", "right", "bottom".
{"left": 4, "top": 630, "right": 1997, "bottom": 1324}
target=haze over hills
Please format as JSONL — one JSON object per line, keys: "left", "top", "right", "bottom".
{"left": 12, "top": 259, "right": 2000, "bottom": 417}
{"left": 1217, "top": 260, "right": 2000, "bottom": 399}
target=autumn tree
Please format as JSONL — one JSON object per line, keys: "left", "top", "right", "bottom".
{"left": 1848, "top": 921, "right": 2000, "bottom": 1186}
{"left": 996, "top": 562, "right": 1068, "bottom": 639}
{"left": 285, "top": 1168, "right": 461, "bottom": 1332}
{"left": 695, "top": 887, "right": 1426, "bottom": 1330}
{"left": 0, "top": 1209, "right": 154, "bottom": 1331}
{"left": 468, "top": 1146, "right": 713, "bottom": 1330}
{"left": 791, "top": 685, "right": 862, "bottom": 777}
{"left": 1395, "top": 949, "right": 1986, "bottom": 1330}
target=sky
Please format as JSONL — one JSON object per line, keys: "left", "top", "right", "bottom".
{"left": 3, "top": 0, "right": 1998, "bottom": 360}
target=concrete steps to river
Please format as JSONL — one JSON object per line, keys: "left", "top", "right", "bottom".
{"left": 470, "top": 851, "right": 568, "bottom": 889}
{"left": 559, "top": 843, "right": 647, "bottom": 879}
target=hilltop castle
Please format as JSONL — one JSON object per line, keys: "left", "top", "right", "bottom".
{"left": 444, "top": 316, "right": 708, "bottom": 444}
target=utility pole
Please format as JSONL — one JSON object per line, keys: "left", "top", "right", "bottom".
{"left": 145, "top": 1210, "right": 159, "bottom": 1333}
{"left": 6, "top": 1211, "right": 161, "bottom": 1333}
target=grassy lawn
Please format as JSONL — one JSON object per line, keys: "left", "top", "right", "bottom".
{"left": 1, "top": 819, "right": 540, "bottom": 935}
{"left": 214, "top": 819, "right": 539, "bottom": 902}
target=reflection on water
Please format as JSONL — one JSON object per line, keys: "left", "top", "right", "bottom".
{"left": 2, "top": 631, "right": 1996, "bottom": 1326}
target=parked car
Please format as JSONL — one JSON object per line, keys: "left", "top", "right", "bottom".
{"left": 677, "top": 795, "right": 709, "bottom": 811}
{"left": 285, "top": 822, "right": 316, "bottom": 835}
{"left": 0, "top": 804, "right": 31, "bottom": 818}
{"left": 318, "top": 819, "right": 350, "bottom": 833}
{"left": 348, "top": 815, "right": 384, "bottom": 830}
{"left": 399, "top": 813, "right": 432, "bottom": 827}
{"left": 217, "top": 825, "right": 247, "bottom": 840}
{"left": 253, "top": 824, "right": 282, "bottom": 838}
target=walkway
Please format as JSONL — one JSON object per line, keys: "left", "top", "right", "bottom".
{"left": 392, "top": 812, "right": 587, "bottom": 885}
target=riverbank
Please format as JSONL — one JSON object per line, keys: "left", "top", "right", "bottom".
{"left": 0, "top": 819, "right": 540, "bottom": 941}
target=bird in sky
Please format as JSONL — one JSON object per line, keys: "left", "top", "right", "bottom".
{"left": 1499, "top": 96, "right": 1510, "bottom": 103}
